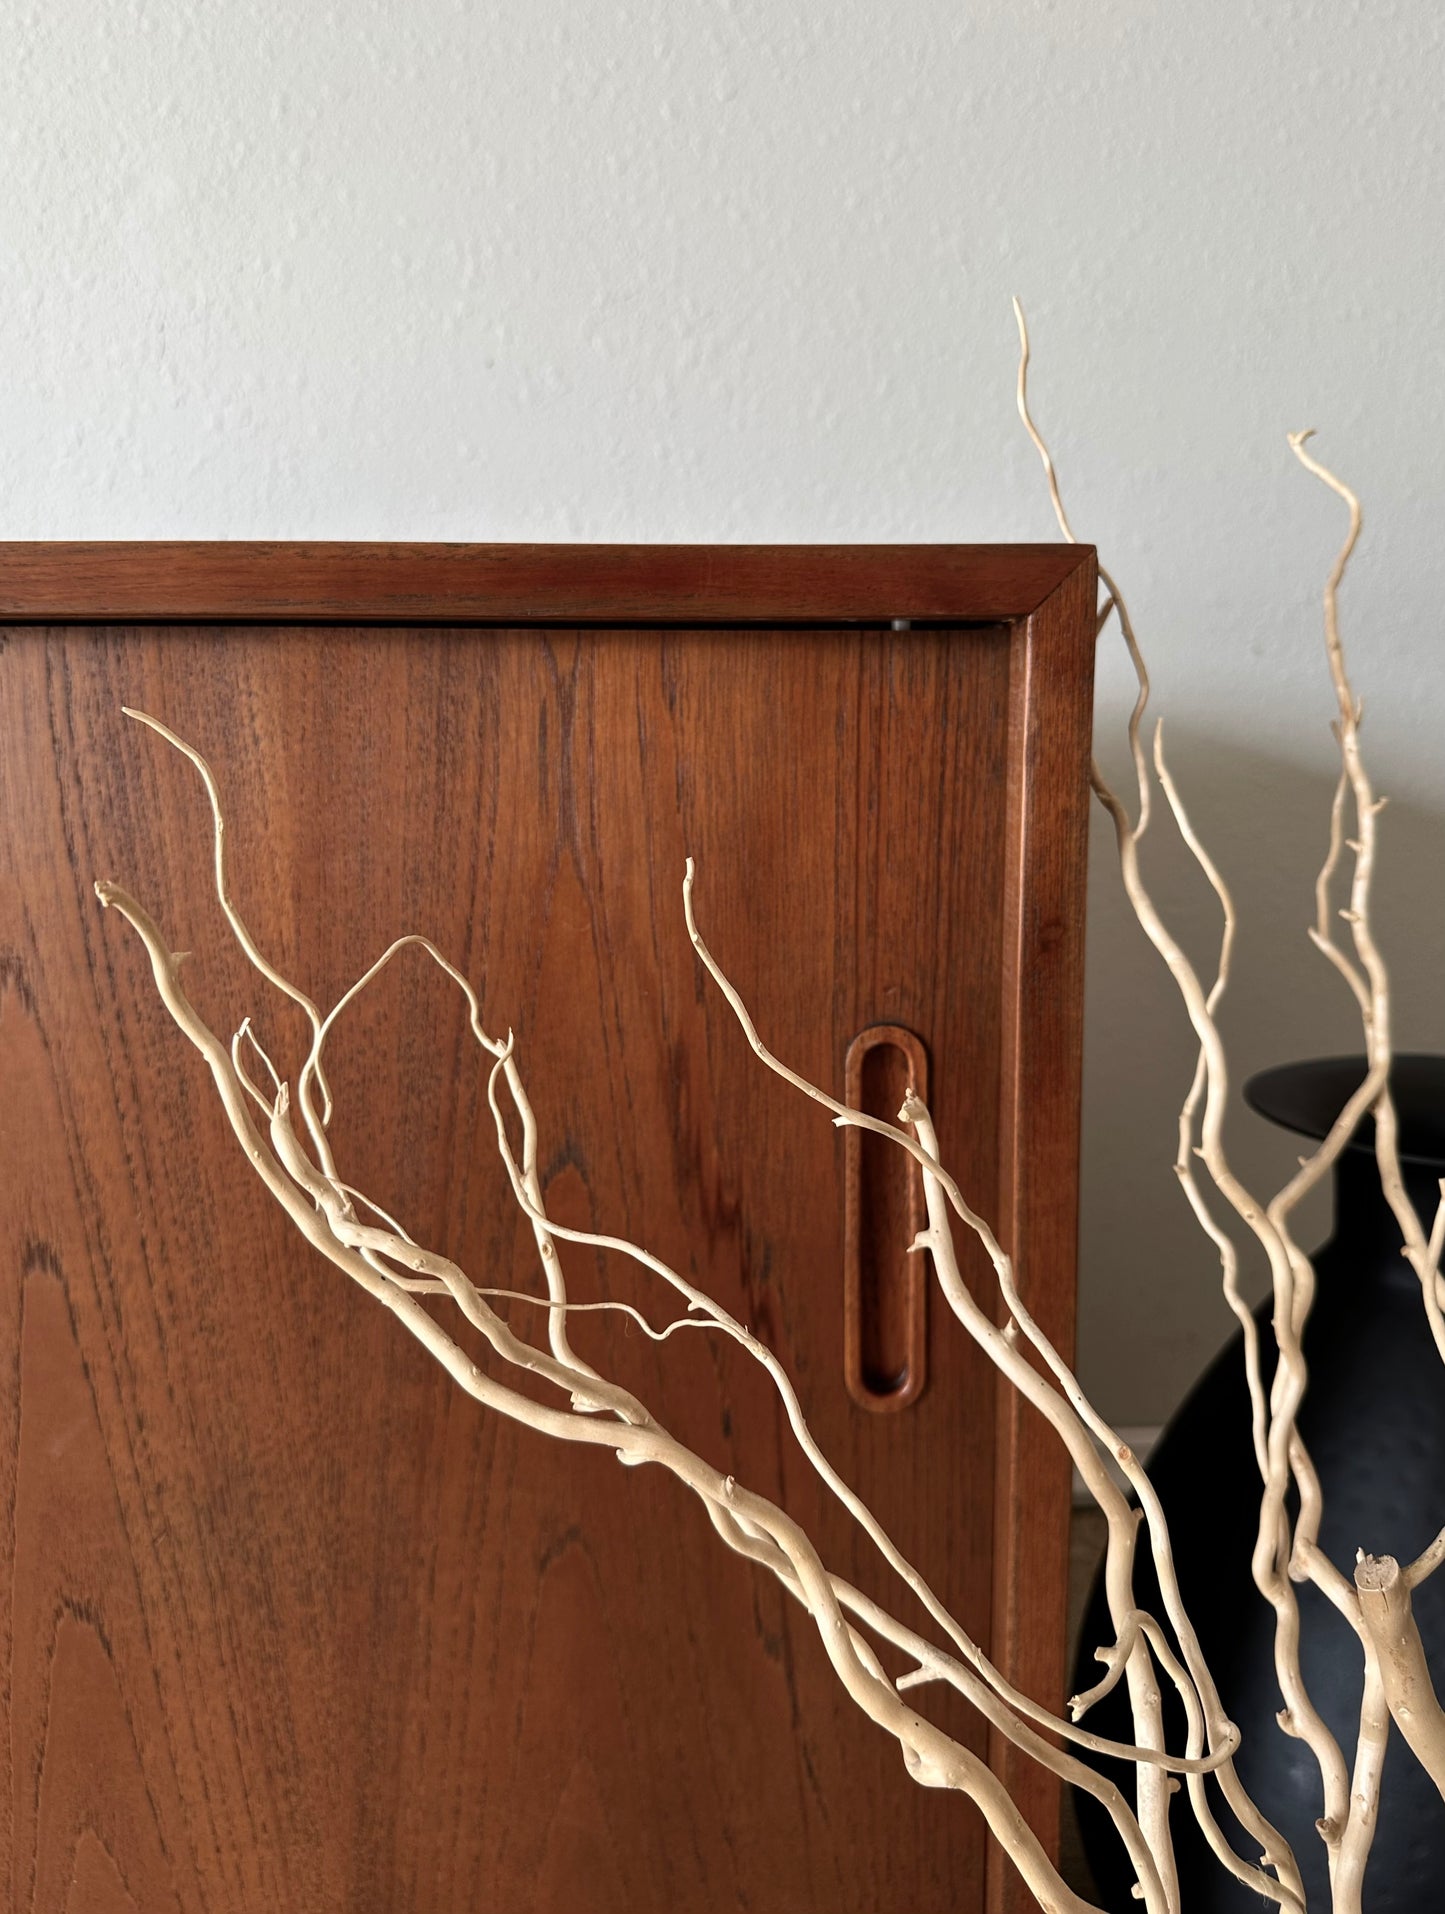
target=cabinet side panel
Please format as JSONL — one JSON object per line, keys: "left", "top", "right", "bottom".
{"left": 987, "top": 563, "right": 1098, "bottom": 1914}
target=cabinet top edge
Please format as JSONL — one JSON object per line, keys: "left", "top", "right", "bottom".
{"left": 0, "top": 542, "right": 1095, "bottom": 626}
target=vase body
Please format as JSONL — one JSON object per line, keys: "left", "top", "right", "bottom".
{"left": 1072, "top": 1056, "right": 1445, "bottom": 1910}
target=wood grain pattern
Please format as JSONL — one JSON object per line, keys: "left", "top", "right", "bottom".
{"left": 0, "top": 542, "right": 1085, "bottom": 626}
{"left": 0, "top": 544, "right": 1095, "bottom": 1914}
{"left": 987, "top": 560, "right": 1098, "bottom": 1914}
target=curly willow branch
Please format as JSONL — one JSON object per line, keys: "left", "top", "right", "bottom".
{"left": 1015, "top": 298, "right": 1445, "bottom": 1904}
{"left": 91, "top": 308, "right": 1444, "bottom": 1913}
{"left": 102, "top": 718, "right": 1181, "bottom": 1914}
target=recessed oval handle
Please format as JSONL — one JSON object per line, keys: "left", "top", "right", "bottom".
{"left": 843, "top": 1023, "right": 929, "bottom": 1413}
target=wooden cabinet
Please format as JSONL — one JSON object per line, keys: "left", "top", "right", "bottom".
{"left": 0, "top": 544, "right": 1094, "bottom": 1913}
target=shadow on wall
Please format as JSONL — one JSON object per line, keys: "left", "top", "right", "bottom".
{"left": 1076, "top": 718, "right": 1445, "bottom": 1428}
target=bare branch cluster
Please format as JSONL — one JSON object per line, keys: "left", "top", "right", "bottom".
{"left": 1013, "top": 302, "right": 1445, "bottom": 1907}
{"left": 94, "top": 313, "right": 1445, "bottom": 1911}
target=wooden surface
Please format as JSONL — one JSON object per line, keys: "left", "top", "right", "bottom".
{"left": 0, "top": 541, "right": 1086, "bottom": 626}
{"left": 842, "top": 1023, "right": 930, "bottom": 1414}
{"left": 0, "top": 545, "right": 1094, "bottom": 1914}
{"left": 987, "top": 556, "right": 1096, "bottom": 1914}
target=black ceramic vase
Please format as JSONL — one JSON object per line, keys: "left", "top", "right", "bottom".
{"left": 1072, "top": 1055, "right": 1445, "bottom": 1910}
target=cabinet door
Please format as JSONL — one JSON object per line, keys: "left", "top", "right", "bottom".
{"left": 0, "top": 596, "right": 1089, "bottom": 1912}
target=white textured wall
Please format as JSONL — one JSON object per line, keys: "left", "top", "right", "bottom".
{"left": 6, "top": 1, "right": 1444, "bottom": 1422}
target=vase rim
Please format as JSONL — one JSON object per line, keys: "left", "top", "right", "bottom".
{"left": 1244, "top": 1053, "right": 1445, "bottom": 1167}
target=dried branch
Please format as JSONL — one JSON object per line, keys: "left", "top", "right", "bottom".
{"left": 1012, "top": 302, "right": 1445, "bottom": 1905}
{"left": 103, "top": 728, "right": 1173, "bottom": 1914}
{"left": 690, "top": 865, "right": 1298, "bottom": 1911}
{"left": 90, "top": 305, "right": 1445, "bottom": 1913}
{"left": 1287, "top": 433, "right": 1445, "bottom": 1372}
{"left": 1354, "top": 1553, "right": 1445, "bottom": 1802}
{"left": 1015, "top": 302, "right": 1319, "bottom": 1903}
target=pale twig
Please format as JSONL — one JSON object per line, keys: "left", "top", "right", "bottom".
{"left": 1354, "top": 1553, "right": 1445, "bottom": 1803}
{"left": 1332, "top": 1642, "right": 1389, "bottom": 1914}
{"left": 230, "top": 1018, "right": 285, "bottom": 1118}
{"left": 433, "top": 1285, "right": 721, "bottom": 1345}
{"left": 123, "top": 707, "right": 339, "bottom": 1130}
{"left": 1014, "top": 297, "right": 1153, "bottom": 844}
{"left": 1152, "top": 724, "right": 1269, "bottom": 1484}
{"left": 130, "top": 702, "right": 603, "bottom": 1402}
{"left": 1017, "top": 357, "right": 1443, "bottom": 1900}
{"left": 128, "top": 704, "right": 593, "bottom": 1387}
{"left": 1408, "top": 1524, "right": 1445, "bottom": 1591}
{"left": 1309, "top": 763, "right": 1372, "bottom": 1019}
{"left": 301, "top": 932, "right": 605, "bottom": 1390}
{"left": 1013, "top": 301, "right": 1343, "bottom": 1896}
{"left": 706, "top": 1492, "right": 1226, "bottom": 1786}
{"left": 704, "top": 1505, "right": 1175, "bottom": 1914}
{"left": 1015, "top": 301, "right": 1333, "bottom": 1903}
{"left": 908, "top": 1095, "right": 1298, "bottom": 1910}
{"left": 1288, "top": 431, "right": 1445, "bottom": 1374}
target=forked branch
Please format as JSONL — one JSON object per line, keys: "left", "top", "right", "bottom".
{"left": 92, "top": 310, "right": 1445, "bottom": 1913}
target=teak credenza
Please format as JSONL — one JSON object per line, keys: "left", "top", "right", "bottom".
{"left": 0, "top": 543, "right": 1096, "bottom": 1914}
